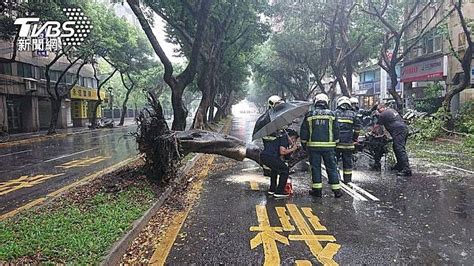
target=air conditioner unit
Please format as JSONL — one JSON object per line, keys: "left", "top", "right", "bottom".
{"left": 24, "top": 79, "right": 38, "bottom": 92}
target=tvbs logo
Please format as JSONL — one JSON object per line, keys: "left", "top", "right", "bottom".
{"left": 14, "top": 7, "right": 92, "bottom": 52}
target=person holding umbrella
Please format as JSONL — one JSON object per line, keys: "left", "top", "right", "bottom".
{"left": 300, "top": 93, "right": 343, "bottom": 198}
{"left": 253, "top": 96, "right": 312, "bottom": 197}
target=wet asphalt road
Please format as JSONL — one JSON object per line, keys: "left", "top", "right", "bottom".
{"left": 0, "top": 125, "right": 138, "bottom": 215}
{"left": 167, "top": 112, "right": 473, "bottom": 264}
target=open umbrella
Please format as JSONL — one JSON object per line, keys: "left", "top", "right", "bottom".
{"left": 252, "top": 101, "right": 312, "bottom": 141}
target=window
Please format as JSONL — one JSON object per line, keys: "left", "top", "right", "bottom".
{"left": 79, "top": 76, "right": 85, "bottom": 86}
{"left": 50, "top": 70, "right": 61, "bottom": 82}
{"left": 458, "top": 32, "right": 466, "bottom": 48}
{"left": 424, "top": 33, "right": 442, "bottom": 54}
{"left": 17, "top": 63, "right": 33, "bottom": 78}
{"left": 0, "top": 63, "right": 12, "bottom": 75}
{"left": 66, "top": 73, "right": 74, "bottom": 84}
{"left": 39, "top": 67, "right": 46, "bottom": 79}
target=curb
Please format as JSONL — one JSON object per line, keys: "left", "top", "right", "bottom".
{"left": 101, "top": 117, "right": 232, "bottom": 266}
{"left": 101, "top": 153, "right": 203, "bottom": 266}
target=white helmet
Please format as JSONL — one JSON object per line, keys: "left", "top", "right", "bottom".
{"left": 268, "top": 95, "right": 283, "bottom": 109}
{"left": 314, "top": 93, "right": 329, "bottom": 105}
{"left": 350, "top": 97, "right": 359, "bottom": 106}
{"left": 337, "top": 96, "right": 352, "bottom": 109}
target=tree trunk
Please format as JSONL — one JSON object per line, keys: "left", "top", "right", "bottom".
{"left": 47, "top": 98, "right": 62, "bottom": 135}
{"left": 193, "top": 62, "right": 212, "bottom": 129}
{"left": 119, "top": 89, "right": 133, "bottom": 126}
{"left": 387, "top": 67, "right": 403, "bottom": 111}
{"left": 345, "top": 57, "right": 353, "bottom": 95}
{"left": 89, "top": 100, "right": 102, "bottom": 129}
{"left": 171, "top": 86, "right": 187, "bottom": 131}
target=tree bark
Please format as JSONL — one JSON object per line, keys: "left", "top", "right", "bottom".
{"left": 47, "top": 98, "right": 62, "bottom": 135}
{"left": 119, "top": 88, "right": 133, "bottom": 126}
{"left": 171, "top": 87, "right": 187, "bottom": 130}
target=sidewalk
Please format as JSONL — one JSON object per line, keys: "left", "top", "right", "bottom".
{"left": 3, "top": 118, "right": 137, "bottom": 145}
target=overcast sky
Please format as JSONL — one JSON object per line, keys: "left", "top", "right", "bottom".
{"left": 111, "top": 2, "right": 184, "bottom": 64}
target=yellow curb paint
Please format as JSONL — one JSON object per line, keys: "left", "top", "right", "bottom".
{"left": 0, "top": 156, "right": 139, "bottom": 221}
{"left": 149, "top": 155, "right": 216, "bottom": 266}
{"left": 276, "top": 207, "right": 296, "bottom": 232}
{"left": 250, "top": 181, "right": 259, "bottom": 191}
{"left": 295, "top": 260, "right": 312, "bottom": 266}
{"left": 250, "top": 205, "right": 289, "bottom": 266}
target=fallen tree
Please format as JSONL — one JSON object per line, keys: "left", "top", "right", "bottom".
{"left": 135, "top": 92, "right": 318, "bottom": 184}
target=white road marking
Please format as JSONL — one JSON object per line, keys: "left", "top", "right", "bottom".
{"left": 437, "top": 163, "right": 474, "bottom": 175}
{"left": 43, "top": 148, "right": 99, "bottom": 162}
{"left": 242, "top": 167, "right": 261, "bottom": 172}
{"left": 0, "top": 149, "right": 32, "bottom": 158}
{"left": 339, "top": 182, "right": 368, "bottom": 201}
{"left": 306, "top": 162, "right": 370, "bottom": 201}
{"left": 348, "top": 182, "right": 380, "bottom": 201}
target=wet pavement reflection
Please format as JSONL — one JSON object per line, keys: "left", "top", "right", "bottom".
{"left": 0, "top": 126, "right": 138, "bottom": 214}
{"left": 166, "top": 110, "right": 473, "bottom": 264}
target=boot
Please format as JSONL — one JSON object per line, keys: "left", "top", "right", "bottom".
{"left": 390, "top": 164, "right": 402, "bottom": 171}
{"left": 343, "top": 175, "right": 352, "bottom": 184}
{"left": 310, "top": 189, "right": 322, "bottom": 197}
{"left": 396, "top": 168, "right": 412, "bottom": 177}
{"left": 333, "top": 189, "right": 343, "bottom": 198}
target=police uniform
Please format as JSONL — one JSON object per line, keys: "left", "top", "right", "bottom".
{"left": 377, "top": 108, "right": 411, "bottom": 174}
{"left": 300, "top": 105, "right": 341, "bottom": 196}
{"left": 335, "top": 107, "right": 361, "bottom": 183}
{"left": 260, "top": 131, "right": 289, "bottom": 194}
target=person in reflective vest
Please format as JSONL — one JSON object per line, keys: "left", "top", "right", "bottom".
{"left": 335, "top": 96, "right": 361, "bottom": 183}
{"left": 300, "top": 93, "right": 342, "bottom": 198}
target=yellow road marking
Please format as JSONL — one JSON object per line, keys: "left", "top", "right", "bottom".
{"left": 56, "top": 156, "right": 108, "bottom": 169}
{"left": 276, "top": 207, "right": 295, "bottom": 231}
{"left": 287, "top": 204, "right": 340, "bottom": 266}
{"left": 302, "top": 208, "right": 327, "bottom": 231}
{"left": 295, "top": 260, "right": 312, "bottom": 266}
{"left": 0, "top": 156, "right": 139, "bottom": 221}
{"left": 250, "top": 205, "right": 289, "bottom": 266}
{"left": 0, "top": 173, "right": 65, "bottom": 196}
{"left": 149, "top": 155, "right": 215, "bottom": 266}
{"left": 250, "top": 181, "right": 259, "bottom": 191}
{"left": 288, "top": 235, "right": 337, "bottom": 241}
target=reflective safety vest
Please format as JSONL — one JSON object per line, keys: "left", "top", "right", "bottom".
{"left": 335, "top": 108, "right": 361, "bottom": 150}
{"left": 300, "top": 107, "right": 339, "bottom": 150}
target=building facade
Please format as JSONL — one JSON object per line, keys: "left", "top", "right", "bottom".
{"left": 0, "top": 46, "right": 104, "bottom": 133}
{"left": 355, "top": 65, "right": 403, "bottom": 109}
{"left": 401, "top": 1, "right": 474, "bottom": 112}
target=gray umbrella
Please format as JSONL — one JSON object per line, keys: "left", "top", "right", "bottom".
{"left": 252, "top": 101, "right": 312, "bottom": 141}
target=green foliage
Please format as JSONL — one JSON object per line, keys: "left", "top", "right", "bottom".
{"left": 414, "top": 83, "right": 444, "bottom": 113}
{"left": 412, "top": 108, "right": 449, "bottom": 140}
{"left": 455, "top": 101, "right": 474, "bottom": 134}
{"left": 0, "top": 186, "right": 154, "bottom": 264}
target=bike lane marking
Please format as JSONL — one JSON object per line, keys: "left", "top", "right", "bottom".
{"left": 250, "top": 204, "right": 341, "bottom": 265}
{"left": 43, "top": 147, "right": 99, "bottom": 162}
{"left": 0, "top": 173, "right": 65, "bottom": 196}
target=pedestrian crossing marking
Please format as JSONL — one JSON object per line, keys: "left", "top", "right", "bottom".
{"left": 0, "top": 173, "right": 65, "bottom": 196}
{"left": 56, "top": 156, "right": 108, "bottom": 169}
{"left": 250, "top": 204, "right": 340, "bottom": 265}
